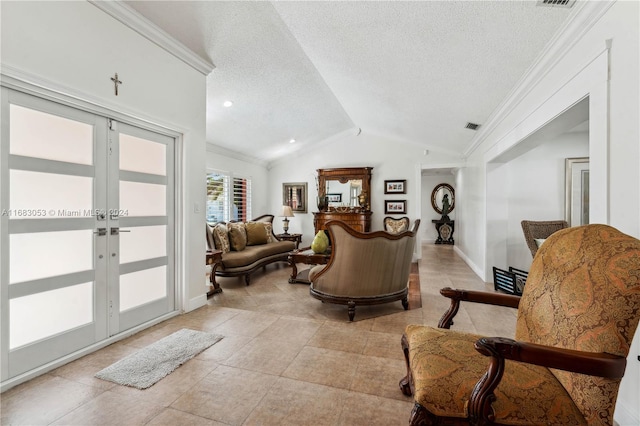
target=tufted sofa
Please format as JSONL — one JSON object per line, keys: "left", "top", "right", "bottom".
{"left": 206, "top": 214, "right": 296, "bottom": 288}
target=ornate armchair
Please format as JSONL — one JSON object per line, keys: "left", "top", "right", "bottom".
{"left": 309, "top": 219, "right": 420, "bottom": 321}
{"left": 520, "top": 219, "right": 568, "bottom": 257}
{"left": 400, "top": 224, "right": 640, "bottom": 425}
{"left": 383, "top": 216, "right": 411, "bottom": 234}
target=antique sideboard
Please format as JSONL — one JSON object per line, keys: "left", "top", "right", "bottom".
{"left": 314, "top": 167, "right": 373, "bottom": 234}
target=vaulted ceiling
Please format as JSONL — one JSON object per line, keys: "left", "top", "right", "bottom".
{"left": 125, "top": 1, "right": 573, "bottom": 164}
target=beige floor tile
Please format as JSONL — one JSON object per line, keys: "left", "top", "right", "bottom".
{"left": 349, "top": 355, "right": 412, "bottom": 401}
{"left": 337, "top": 392, "right": 414, "bottom": 426}
{"left": 146, "top": 407, "right": 226, "bottom": 425}
{"left": 283, "top": 346, "right": 361, "bottom": 389}
{"left": 362, "top": 331, "right": 405, "bottom": 360}
{"left": 51, "top": 390, "right": 164, "bottom": 425}
{"left": 1, "top": 375, "right": 105, "bottom": 425}
{"left": 222, "top": 335, "right": 305, "bottom": 375}
{"left": 243, "top": 377, "right": 349, "bottom": 426}
{"left": 307, "top": 322, "right": 372, "bottom": 354}
{"left": 170, "top": 365, "right": 278, "bottom": 425}
{"left": 211, "top": 310, "right": 280, "bottom": 338}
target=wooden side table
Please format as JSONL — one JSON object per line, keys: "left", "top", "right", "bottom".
{"left": 288, "top": 247, "right": 330, "bottom": 284}
{"left": 276, "top": 233, "right": 302, "bottom": 249}
{"left": 206, "top": 249, "right": 223, "bottom": 296}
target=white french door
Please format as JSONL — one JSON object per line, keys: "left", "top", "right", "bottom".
{"left": 0, "top": 89, "right": 175, "bottom": 381}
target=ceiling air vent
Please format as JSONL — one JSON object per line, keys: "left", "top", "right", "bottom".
{"left": 537, "top": 0, "right": 576, "bottom": 8}
{"left": 465, "top": 122, "right": 480, "bottom": 131}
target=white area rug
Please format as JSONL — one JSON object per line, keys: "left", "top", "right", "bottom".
{"left": 95, "top": 328, "right": 223, "bottom": 389}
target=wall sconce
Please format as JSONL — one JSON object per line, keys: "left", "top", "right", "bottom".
{"left": 280, "top": 205, "right": 294, "bottom": 235}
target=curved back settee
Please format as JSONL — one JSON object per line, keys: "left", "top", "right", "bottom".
{"left": 309, "top": 219, "right": 420, "bottom": 321}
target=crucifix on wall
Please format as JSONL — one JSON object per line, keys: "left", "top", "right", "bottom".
{"left": 110, "top": 73, "right": 122, "bottom": 96}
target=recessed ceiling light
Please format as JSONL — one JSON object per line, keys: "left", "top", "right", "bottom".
{"left": 223, "top": 101, "right": 233, "bottom": 107}
{"left": 289, "top": 139, "right": 296, "bottom": 144}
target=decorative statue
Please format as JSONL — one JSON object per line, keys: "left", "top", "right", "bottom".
{"left": 441, "top": 193, "right": 451, "bottom": 222}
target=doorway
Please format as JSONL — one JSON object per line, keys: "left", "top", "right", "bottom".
{"left": 1, "top": 89, "right": 176, "bottom": 380}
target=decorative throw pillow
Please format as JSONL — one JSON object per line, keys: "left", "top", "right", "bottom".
{"left": 263, "top": 223, "right": 274, "bottom": 243}
{"left": 212, "top": 224, "right": 231, "bottom": 253}
{"left": 227, "top": 222, "right": 247, "bottom": 251}
{"left": 246, "top": 222, "right": 268, "bottom": 245}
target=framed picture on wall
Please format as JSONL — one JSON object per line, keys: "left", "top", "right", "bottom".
{"left": 384, "top": 200, "right": 407, "bottom": 214}
{"left": 384, "top": 179, "right": 406, "bottom": 194}
{"left": 282, "top": 182, "right": 308, "bottom": 213}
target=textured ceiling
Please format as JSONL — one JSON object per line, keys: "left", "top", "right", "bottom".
{"left": 125, "top": 1, "right": 572, "bottom": 164}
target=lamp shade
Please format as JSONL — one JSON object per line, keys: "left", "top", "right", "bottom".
{"left": 280, "top": 205, "right": 293, "bottom": 217}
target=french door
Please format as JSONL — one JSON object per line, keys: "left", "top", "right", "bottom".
{"left": 0, "top": 89, "right": 175, "bottom": 381}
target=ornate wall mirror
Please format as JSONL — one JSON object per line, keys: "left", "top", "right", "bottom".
{"left": 317, "top": 167, "right": 373, "bottom": 211}
{"left": 431, "top": 183, "right": 455, "bottom": 215}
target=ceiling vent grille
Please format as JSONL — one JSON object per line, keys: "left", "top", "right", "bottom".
{"left": 465, "top": 122, "right": 480, "bottom": 131}
{"left": 537, "top": 0, "right": 576, "bottom": 8}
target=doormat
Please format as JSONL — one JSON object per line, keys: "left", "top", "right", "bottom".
{"left": 95, "top": 328, "right": 223, "bottom": 389}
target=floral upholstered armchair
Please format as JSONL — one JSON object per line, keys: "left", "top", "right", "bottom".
{"left": 309, "top": 219, "right": 420, "bottom": 321}
{"left": 400, "top": 224, "right": 640, "bottom": 425}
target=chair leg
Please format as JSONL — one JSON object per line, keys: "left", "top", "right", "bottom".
{"left": 409, "top": 403, "right": 442, "bottom": 426}
{"left": 347, "top": 301, "right": 356, "bottom": 321}
{"left": 402, "top": 296, "right": 409, "bottom": 310}
{"left": 399, "top": 333, "right": 413, "bottom": 396}
{"left": 244, "top": 274, "right": 251, "bottom": 286}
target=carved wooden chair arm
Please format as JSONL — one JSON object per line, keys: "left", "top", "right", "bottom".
{"left": 466, "top": 336, "right": 627, "bottom": 424}
{"left": 474, "top": 337, "right": 627, "bottom": 378}
{"left": 438, "top": 287, "right": 521, "bottom": 329}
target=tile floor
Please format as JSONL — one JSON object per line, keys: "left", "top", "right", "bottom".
{"left": 1, "top": 243, "right": 516, "bottom": 425}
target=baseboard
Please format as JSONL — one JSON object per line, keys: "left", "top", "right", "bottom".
{"left": 186, "top": 292, "right": 207, "bottom": 313}
{"left": 453, "top": 245, "right": 484, "bottom": 280}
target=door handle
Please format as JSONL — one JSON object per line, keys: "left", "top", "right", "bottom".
{"left": 94, "top": 228, "right": 107, "bottom": 236}
{"left": 110, "top": 228, "right": 131, "bottom": 236}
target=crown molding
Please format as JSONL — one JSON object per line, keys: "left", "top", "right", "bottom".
{"left": 88, "top": 0, "right": 215, "bottom": 76}
{"left": 463, "top": 0, "right": 615, "bottom": 157}
{"left": 206, "top": 143, "right": 269, "bottom": 168}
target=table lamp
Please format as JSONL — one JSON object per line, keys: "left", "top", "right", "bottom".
{"left": 280, "top": 205, "right": 294, "bottom": 235}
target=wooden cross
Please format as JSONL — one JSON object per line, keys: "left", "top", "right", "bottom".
{"left": 110, "top": 73, "right": 122, "bottom": 96}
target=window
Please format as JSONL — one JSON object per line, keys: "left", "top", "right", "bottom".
{"left": 206, "top": 171, "right": 251, "bottom": 223}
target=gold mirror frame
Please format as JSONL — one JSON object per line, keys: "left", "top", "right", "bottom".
{"left": 431, "top": 183, "right": 455, "bottom": 214}
{"left": 318, "top": 167, "right": 373, "bottom": 211}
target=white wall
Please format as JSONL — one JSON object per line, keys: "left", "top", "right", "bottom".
{"left": 1, "top": 2, "right": 207, "bottom": 310}
{"left": 505, "top": 131, "right": 588, "bottom": 270}
{"left": 421, "top": 175, "right": 457, "bottom": 243}
{"left": 457, "top": 2, "right": 639, "bottom": 422}
{"left": 268, "top": 131, "right": 462, "bottom": 249}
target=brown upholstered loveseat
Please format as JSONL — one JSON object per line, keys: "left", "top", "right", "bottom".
{"left": 206, "top": 214, "right": 295, "bottom": 288}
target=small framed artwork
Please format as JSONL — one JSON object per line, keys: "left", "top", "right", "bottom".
{"left": 327, "top": 193, "right": 342, "bottom": 203}
{"left": 385, "top": 200, "right": 407, "bottom": 214}
{"left": 384, "top": 179, "right": 406, "bottom": 194}
{"left": 282, "top": 182, "right": 308, "bottom": 213}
